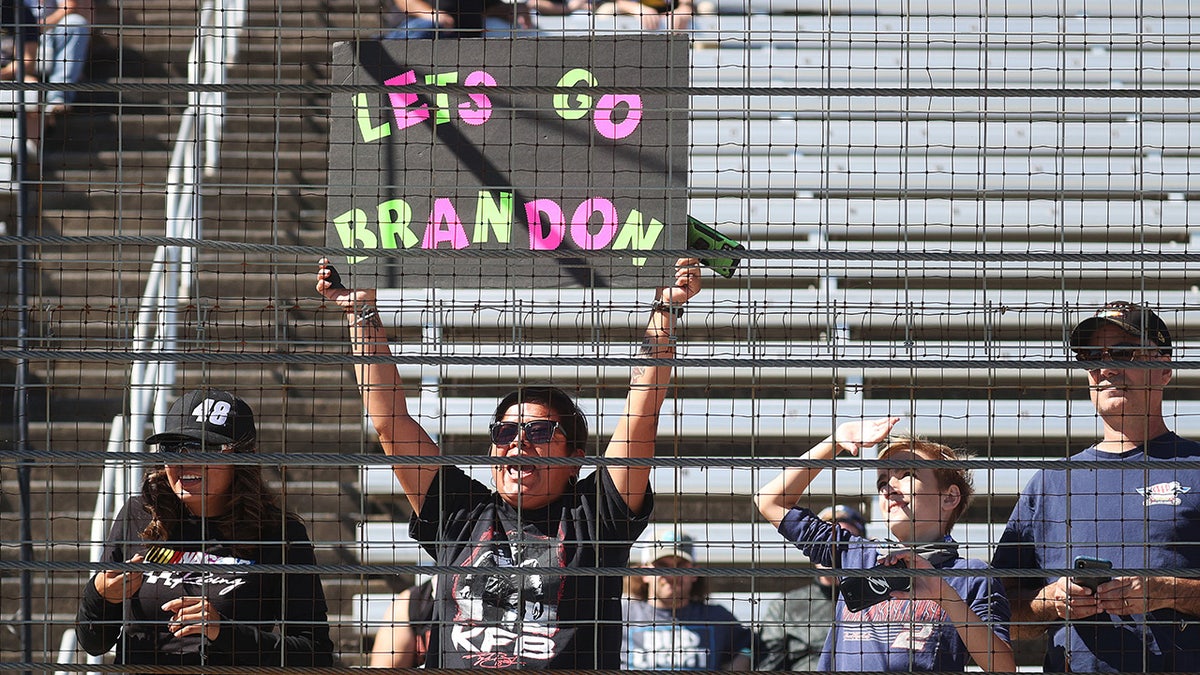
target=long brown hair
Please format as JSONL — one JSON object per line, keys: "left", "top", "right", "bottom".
{"left": 139, "top": 438, "right": 295, "bottom": 557}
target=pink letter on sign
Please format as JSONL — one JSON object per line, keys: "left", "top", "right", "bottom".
{"left": 526, "top": 199, "right": 565, "bottom": 250}
{"left": 459, "top": 70, "right": 496, "bottom": 126}
{"left": 570, "top": 198, "right": 618, "bottom": 249}
{"left": 593, "top": 94, "right": 642, "bottom": 140}
{"left": 386, "top": 70, "right": 430, "bottom": 131}
{"left": 422, "top": 198, "right": 470, "bottom": 249}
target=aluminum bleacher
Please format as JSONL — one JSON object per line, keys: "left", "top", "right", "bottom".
{"left": 348, "top": 4, "right": 1199, "bottom": 663}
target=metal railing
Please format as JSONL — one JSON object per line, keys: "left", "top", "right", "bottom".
{"left": 53, "top": 0, "right": 246, "bottom": 670}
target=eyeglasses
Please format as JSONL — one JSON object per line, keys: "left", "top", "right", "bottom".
{"left": 489, "top": 420, "right": 562, "bottom": 446}
{"left": 1074, "top": 344, "right": 1162, "bottom": 363}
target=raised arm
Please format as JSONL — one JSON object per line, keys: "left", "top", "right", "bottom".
{"left": 605, "top": 258, "right": 701, "bottom": 512}
{"left": 317, "top": 259, "right": 440, "bottom": 513}
{"left": 754, "top": 417, "right": 899, "bottom": 528}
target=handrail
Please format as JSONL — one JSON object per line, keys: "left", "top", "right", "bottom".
{"left": 54, "top": 1, "right": 245, "bottom": 672}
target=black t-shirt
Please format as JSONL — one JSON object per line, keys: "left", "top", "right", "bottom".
{"left": 75, "top": 496, "right": 334, "bottom": 666}
{"left": 410, "top": 465, "right": 652, "bottom": 668}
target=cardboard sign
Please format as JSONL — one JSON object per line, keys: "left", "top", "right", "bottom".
{"left": 326, "top": 37, "right": 688, "bottom": 288}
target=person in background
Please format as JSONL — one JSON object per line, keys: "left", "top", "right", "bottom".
{"left": 622, "top": 529, "right": 757, "bottom": 670}
{"left": 23, "top": 0, "right": 90, "bottom": 118}
{"left": 368, "top": 578, "right": 435, "bottom": 668}
{"left": 755, "top": 418, "right": 1014, "bottom": 671}
{"left": 592, "top": 0, "right": 691, "bottom": 31}
{"left": 384, "top": 0, "right": 522, "bottom": 38}
{"left": 992, "top": 301, "right": 1200, "bottom": 672}
{"left": 756, "top": 504, "right": 867, "bottom": 671}
{"left": 0, "top": 0, "right": 39, "bottom": 154}
{"left": 74, "top": 389, "right": 334, "bottom": 667}
{"left": 317, "top": 257, "right": 702, "bottom": 668}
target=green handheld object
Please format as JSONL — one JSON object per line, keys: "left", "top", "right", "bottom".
{"left": 686, "top": 216, "right": 744, "bottom": 278}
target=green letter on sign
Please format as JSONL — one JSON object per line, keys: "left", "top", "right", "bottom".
{"left": 612, "top": 209, "right": 664, "bottom": 266}
{"left": 332, "top": 209, "right": 378, "bottom": 264}
{"left": 378, "top": 199, "right": 418, "bottom": 249}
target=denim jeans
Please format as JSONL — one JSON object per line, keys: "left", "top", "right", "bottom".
{"left": 38, "top": 12, "right": 90, "bottom": 106}
{"left": 383, "top": 14, "right": 529, "bottom": 39}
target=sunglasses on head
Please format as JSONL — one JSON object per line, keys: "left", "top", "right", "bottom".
{"left": 489, "top": 420, "right": 562, "bottom": 446}
{"left": 1074, "top": 343, "right": 1162, "bottom": 363}
{"left": 156, "top": 440, "right": 228, "bottom": 454}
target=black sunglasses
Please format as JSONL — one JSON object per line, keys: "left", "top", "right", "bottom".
{"left": 1074, "top": 344, "right": 1162, "bottom": 363}
{"left": 489, "top": 420, "right": 562, "bottom": 446}
{"left": 156, "top": 441, "right": 227, "bottom": 454}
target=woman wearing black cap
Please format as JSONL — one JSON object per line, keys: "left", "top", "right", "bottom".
{"left": 74, "top": 389, "right": 335, "bottom": 667}
{"left": 317, "top": 257, "right": 702, "bottom": 669}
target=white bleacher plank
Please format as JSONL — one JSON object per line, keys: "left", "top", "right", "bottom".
{"left": 357, "top": 521, "right": 1007, "bottom": 565}
{"left": 532, "top": 12, "right": 652, "bottom": 34}
{"left": 691, "top": 15, "right": 1200, "bottom": 51}
{"left": 687, "top": 198, "right": 1200, "bottom": 240}
{"left": 707, "top": 0, "right": 1199, "bottom": 19}
{"left": 688, "top": 94, "right": 1200, "bottom": 121}
{"left": 361, "top": 395, "right": 1200, "bottom": 441}
{"left": 691, "top": 119, "right": 1200, "bottom": 156}
{"left": 689, "top": 47, "right": 1200, "bottom": 87}
{"left": 745, "top": 241, "right": 1197, "bottom": 277}
{"left": 351, "top": 593, "right": 400, "bottom": 632}
{"left": 688, "top": 153, "right": 1198, "bottom": 195}
{"left": 377, "top": 288, "right": 1200, "bottom": 331}
{"left": 346, "top": 335, "right": 1183, "bottom": 393}
{"left": 363, "top": 461, "right": 1039, "bottom": 501}
{"left": 0, "top": 89, "right": 37, "bottom": 112}
{"left": 708, "top": 591, "right": 784, "bottom": 624}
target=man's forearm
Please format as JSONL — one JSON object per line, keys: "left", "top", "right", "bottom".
{"left": 1008, "top": 585, "right": 1055, "bottom": 641}
{"left": 1153, "top": 576, "right": 1200, "bottom": 616}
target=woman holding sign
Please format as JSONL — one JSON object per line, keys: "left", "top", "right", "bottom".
{"left": 316, "top": 257, "right": 701, "bottom": 669}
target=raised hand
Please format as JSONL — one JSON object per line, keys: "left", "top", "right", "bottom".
{"left": 832, "top": 417, "right": 901, "bottom": 455}
{"left": 316, "top": 258, "right": 376, "bottom": 311}
{"left": 656, "top": 257, "right": 702, "bottom": 306}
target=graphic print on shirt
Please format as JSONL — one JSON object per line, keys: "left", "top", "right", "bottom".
{"left": 140, "top": 547, "right": 253, "bottom": 595}
{"left": 625, "top": 624, "right": 714, "bottom": 670}
{"left": 840, "top": 598, "right": 945, "bottom": 652}
{"left": 449, "top": 524, "right": 566, "bottom": 667}
{"left": 1137, "top": 481, "right": 1191, "bottom": 506}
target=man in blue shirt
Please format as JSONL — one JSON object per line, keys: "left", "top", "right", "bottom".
{"left": 992, "top": 301, "right": 1200, "bottom": 672}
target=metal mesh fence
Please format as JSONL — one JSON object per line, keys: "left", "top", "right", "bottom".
{"left": 2, "top": 0, "right": 1199, "bottom": 672}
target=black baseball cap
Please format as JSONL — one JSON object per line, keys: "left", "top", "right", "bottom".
{"left": 145, "top": 389, "right": 257, "bottom": 447}
{"left": 1069, "top": 301, "right": 1172, "bottom": 355}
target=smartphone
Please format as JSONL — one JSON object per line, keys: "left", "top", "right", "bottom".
{"left": 686, "top": 216, "right": 744, "bottom": 279}
{"left": 1073, "top": 555, "right": 1113, "bottom": 591}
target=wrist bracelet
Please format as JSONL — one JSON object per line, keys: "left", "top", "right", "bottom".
{"left": 650, "top": 299, "right": 684, "bottom": 318}
{"left": 351, "top": 305, "right": 380, "bottom": 327}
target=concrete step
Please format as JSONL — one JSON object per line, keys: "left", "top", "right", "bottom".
{"left": 51, "top": 164, "right": 328, "bottom": 192}
{"left": 33, "top": 182, "right": 328, "bottom": 214}
{"left": 40, "top": 209, "right": 328, "bottom": 242}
